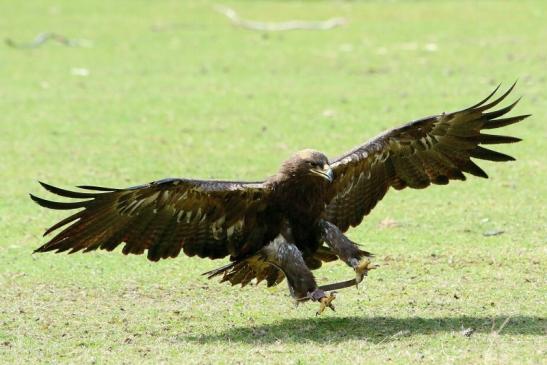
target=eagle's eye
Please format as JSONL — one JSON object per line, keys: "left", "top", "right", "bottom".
{"left": 307, "top": 161, "right": 319, "bottom": 168}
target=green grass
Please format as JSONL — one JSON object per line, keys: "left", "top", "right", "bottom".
{"left": 1, "top": 1, "right": 546, "bottom": 364}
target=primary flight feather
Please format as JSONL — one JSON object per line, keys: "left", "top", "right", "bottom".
{"left": 31, "top": 83, "right": 528, "bottom": 314}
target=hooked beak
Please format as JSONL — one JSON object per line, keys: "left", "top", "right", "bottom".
{"left": 311, "top": 166, "right": 334, "bottom": 183}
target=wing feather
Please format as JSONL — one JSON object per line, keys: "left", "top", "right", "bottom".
{"left": 32, "top": 178, "right": 271, "bottom": 261}
{"left": 327, "top": 83, "right": 528, "bottom": 232}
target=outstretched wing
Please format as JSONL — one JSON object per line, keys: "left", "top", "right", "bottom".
{"left": 326, "top": 83, "right": 529, "bottom": 232}
{"left": 31, "top": 178, "right": 272, "bottom": 261}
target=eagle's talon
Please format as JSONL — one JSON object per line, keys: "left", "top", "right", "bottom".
{"left": 316, "top": 292, "right": 336, "bottom": 315}
{"left": 354, "top": 258, "right": 379, "bottom": 288}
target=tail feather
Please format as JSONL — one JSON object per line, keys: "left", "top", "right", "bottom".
{"left": 202, "top": 255, "right": 284, "bottom": 287}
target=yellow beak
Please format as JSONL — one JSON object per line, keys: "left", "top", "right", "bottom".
{"left": 311, "top": 166, "right": 334, "bottom": 183}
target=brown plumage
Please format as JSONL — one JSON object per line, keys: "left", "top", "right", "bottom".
{"left": 325, "top": 83, "right": 528, "bottom": 232}
{"left": 31, "top": 83, "right": 528, "bottom": 312}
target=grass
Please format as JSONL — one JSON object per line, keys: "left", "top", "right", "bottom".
{"left": 1, "top": 0, "right": 545, "bottom": 364}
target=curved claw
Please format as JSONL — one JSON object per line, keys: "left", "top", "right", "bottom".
{"left": 354, "top": 258, "right": 379, "bottom": 289}
{"left": 316, "top": 292, "right": 336, "bottom": 316}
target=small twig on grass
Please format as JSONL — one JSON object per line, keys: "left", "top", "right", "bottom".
{"left": 215, "top": 5, "right": 347, "bottom": 32}
{"left": 377, "top": 329, "right": 410, "bottom": 345}
{"left": 5, "top": 32, "right": 91, "bottom": 49}
{"left": 494, "top": 316, "right": 512, "bottom": 335}
{"left": 484, "top": 316, "right": 513, "bottom": 364}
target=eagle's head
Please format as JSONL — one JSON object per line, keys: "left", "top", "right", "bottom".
{"left": 280, "top": 149, "right": 334, "bottom": 183}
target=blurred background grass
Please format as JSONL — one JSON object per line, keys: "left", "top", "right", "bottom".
{"left": 0, "top": 1, "right": 545, "bottom": 364}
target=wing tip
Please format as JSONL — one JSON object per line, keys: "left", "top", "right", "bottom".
{"left": 478, "top": 81, "right": 518, "bottom": 111}
{"left": 29, "top": 193, "right": 44, "bottom": 206}
{"left": 76, "top": 185, "right": 119, "bottom": 192}
{"left": 38, "top": 180, "right": 50, "bottom": 189}
{"left": 33, "top": 244, "right": 48, "bottom": 253}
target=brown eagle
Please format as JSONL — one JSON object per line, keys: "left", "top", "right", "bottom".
{"left": 31, "top": 84, "right": 528, "bottom": 314}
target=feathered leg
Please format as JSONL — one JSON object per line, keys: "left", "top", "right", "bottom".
{"left": 261, "top": 236, "right": 336, "bottom": 315}
{"left": 319, "top": 220, "right": 378, "bottom": 288}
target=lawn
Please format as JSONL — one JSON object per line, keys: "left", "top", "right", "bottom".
{"left": 1, "top": 1, "right": 545, "bottom": 364}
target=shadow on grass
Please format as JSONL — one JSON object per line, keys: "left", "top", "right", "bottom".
{"left": 186, "top": 315, "right": 545, "bottom": 344}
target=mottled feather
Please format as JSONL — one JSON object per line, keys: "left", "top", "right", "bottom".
{"left": 32, "top": 178, "right": 270, "bottom": 261}
{"left": 326, "top": 83, "right": 528, "bottom": 232}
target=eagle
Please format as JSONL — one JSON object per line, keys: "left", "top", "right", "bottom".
{"left": 31, "top": 83, "right": 528, "bottom": 314}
